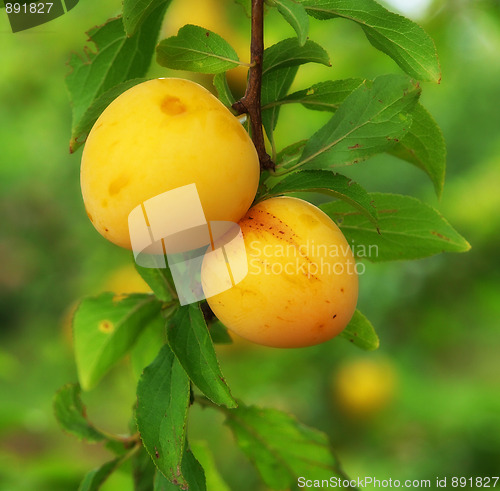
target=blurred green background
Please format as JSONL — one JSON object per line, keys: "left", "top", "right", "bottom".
{"left": 1, "top": 0, "right": 499, "bottom": 489}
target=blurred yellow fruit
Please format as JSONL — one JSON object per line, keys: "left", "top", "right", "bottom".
{"left": 333, "top": 358, "right": 397, "bottom": 418}
{"left": 81, "top": 78, "right": 259, "bottom": 248}
{"left": 102, "top": 264, "right": 151, "bottom": 295}
{"left": 204, "top": 197, "right": 358, "bottom": 348}
{"left": 162, "top": 0, "right": 249, "bottom": 92}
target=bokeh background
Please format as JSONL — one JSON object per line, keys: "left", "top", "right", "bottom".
{"left": 1, "top": 0, "right": 499, "bottom": 489}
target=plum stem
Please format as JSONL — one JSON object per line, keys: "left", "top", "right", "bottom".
{"left": 232, "top": 0, "right": 274, "bottom": 172}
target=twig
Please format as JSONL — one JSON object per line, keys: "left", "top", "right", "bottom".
{"left": 232, "top": 0, "right": 274, "bottom": 171}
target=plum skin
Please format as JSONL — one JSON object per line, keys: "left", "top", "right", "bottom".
{"left": 81, "top": 78, "right": 260, "bottom": 249}
{"left": 204, "top": 197, "right": 359, "bottom": 348}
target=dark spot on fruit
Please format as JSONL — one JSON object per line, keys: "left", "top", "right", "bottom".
{"left": 105, "top": 228, "right": 109, "bottom": 232}
{"left": 332, "top": 314, "right": 337, "bottom": 319}
{"left": 161, "top": 95, "right": 186, "bottom": 116}
{"left": 109, "top": 174, "right": 130, "bottom": 196}
{"left": 340, "top": 288, "right": 344, "bottom": 292}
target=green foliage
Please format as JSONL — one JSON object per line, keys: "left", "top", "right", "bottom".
{"left": 136, "top": 344, "right": 191, "bottom": 487}
{"left": 279, "top": 78, "right": 364, "bottom": 111}
{"left": 57, "top": 0, "right": 473, "bottom": 489}
{"left": 157, "top": 25, "right": 241, "bottom": 74}
{"left": 263, "top": 38, "right": 330, "bottom": 74}
{"left": 266, "top": 169, "right": 378, "bottom": 225}
{"left": 66, "top": 3, "right": 167, "bottom": 152}
{"left": 73, "top": 293, "right": 162, "bottom": 390}
{"left": 225, "top": 403, "right": 347, "bottom": 489}
{"left": 340, "top": 309, "right": 380, "bottom": 350}
{"left": 130, "top": 314, "right": 167, "bottom": 380}
{"left": 271, "top": 0, "right": 310, "bottom": 46}
{"left": 390, "top": 103, "right": 447, "bottom": 197}
{"left": 300, "top": 0, "right": 441, "bottom": 82}
{"left": 298, "top": 74, "right": 421, "bottom": 169}
{"left": 321, "top": 193, "right": 471, "bottom": 261}
{"left": 123, "top": 0, "right": 173, "bottom": 36}
{"left": 53, "top": 384, "right": 107, "bottom": 443}
{"left": 191, "top": 441, "right": 231, "bottom": 491}
{"left": 166, "top": 305, "right": 237, "bottom": 408}
{"left": 213, "top": 73, "right": 236, "bottom": 107}
{"left": 132, "top": 445, "right": 157, "bottom": 491}
{"left": 135, "top": 263, "right": 176, "bottom": 303}
{"left": 78, "top": 458, "right": 124, "bottom": 491}
{"left": 206, "top": 319, "right": 233, "bottom": 345}
{"left": 153, "top": 449, "right": 206, "bottom": 490}
{"left": 261, "top": 66, "right": 299, "bottom": 143}
{"left": 233, "top": 0, "right": 251, "bottom": 17}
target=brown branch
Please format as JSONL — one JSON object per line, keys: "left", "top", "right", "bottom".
{"left": 232, "top": 0, "right": 274, "bottom": 172}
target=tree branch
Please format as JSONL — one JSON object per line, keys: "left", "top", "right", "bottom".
{"left": 232, "top": 0, "right": 274, "bottom": 171}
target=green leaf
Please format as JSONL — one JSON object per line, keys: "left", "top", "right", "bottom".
{"left": 301, "top": 0, "right": 441, "bottom": 82}
{"left": 136, "top": 344, "right": 190, "bottom": 487}
{"left": 225, "top": 404, "right": 346, "bottom": 489}
{"left": 79, "top": 458, "right": 122, "bottom": 491}
{"left": 233, "top": 0, "right": 251, "bottom": 16}
{"left": 166, "top": 305, "right": 237, "bottom": 408}
{"left": 340, "top": 310, "right": 379, "bottom": 350}
{"left": 389, "top": 103, "right": 446, "bottom": 198}
{"left": 53, "top": 384, "right": 106, "bottom": 443}
{"left": 272, "top": 0, "right": 310, "bottom": 46}
{"left": 70, "top": 78, "right": 148, "bottom": 153}
{"left": 298, "top": 74, "right": 421, "bottom": 169}
{"left": 177, "top": 449, "right": 206, "bottom": 491}
{"left": 74, "top": 293, "right": 162, "bottom": 390}
{"left": 262, "top": 38, "right": 330, "bottom": 75}
{"left": 273, "top": 140, "right": 307, "bottom": 171}
{"left": 156, "top": 25, "right": 241, "bottom": 74}
{"left": 131, "top": 314, "right": 167, "bottom": 380}
{"left": 191, "top": 441, "right": 230, "bottom": 491}
{"left": 207, "top": 319, "right": 233, "bottom": 345}
{"left": 153, "top": 448, "right": 206, "bottom": 491}
{"left": 132, "top": 445, "right": 157, "bottom": 491}
{"left": 320, "top": 193, "right": 471, "bottom": 261}
{"left": 262, "top": 66, "right": 299, "bottom": 139}
{"left": 213, "top": 73, "right": 236, "bottom": 107}
{"left": 277, "top": 78, "right": 364, "bottom": 112}
{"left": 134, "top": 263, "right": 175, "bottom": 303}
{"left": 267, "top": 170, "right": 378, "bottom": 226}
{"left": 123, "top": 0, "right": 172, "bottom": 36}
{"left": 67, "top": 4, "right": 167, "bottom": 152}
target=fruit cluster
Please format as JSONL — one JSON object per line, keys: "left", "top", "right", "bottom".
{"left": 81, "top": 78, "right": 358, "bottom": 348}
